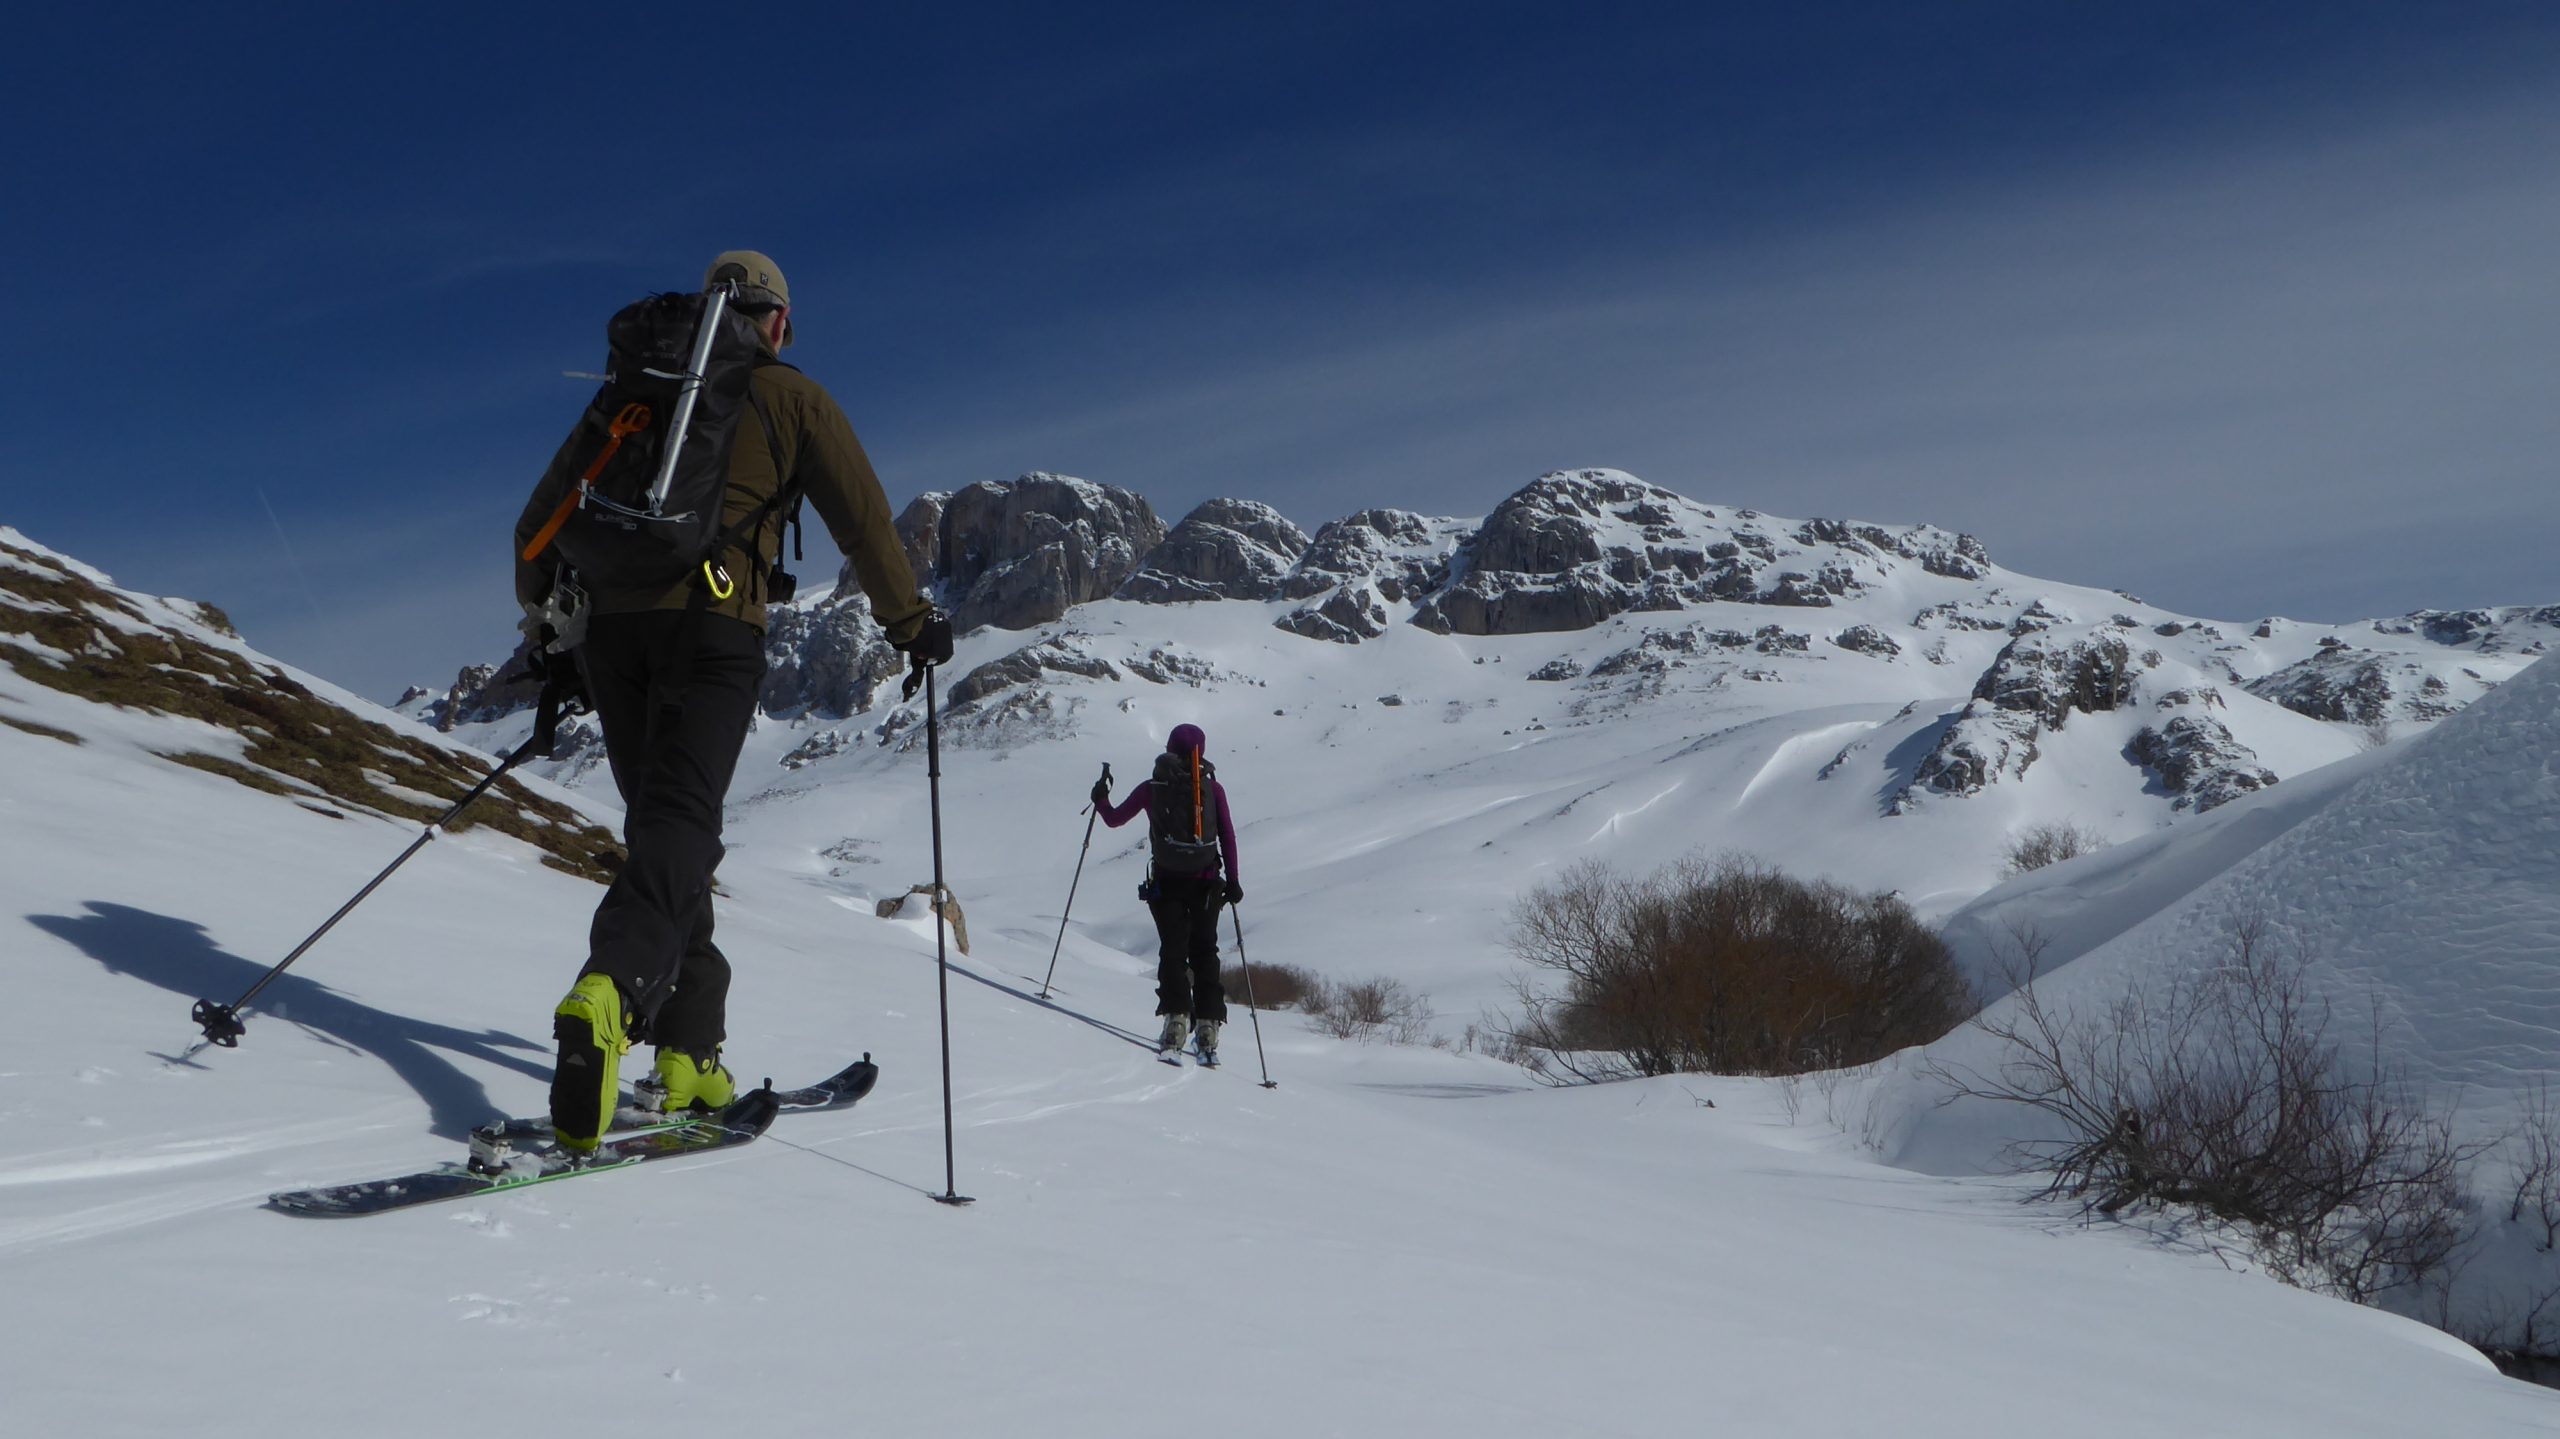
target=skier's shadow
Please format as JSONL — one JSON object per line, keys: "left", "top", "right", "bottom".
{"left": 29, "top": 901, "right": 550, "bottom": 1140}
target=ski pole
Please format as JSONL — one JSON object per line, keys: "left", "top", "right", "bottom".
{"left": 1229, "top": 905, "right": 1278, "bottom": 1089}
{"left": 1038, "top": 762, "right": 1110, "bottom": 1000}
{"left": 184, "top": 679, "right": 576, "bottom": 1058}
{"left": 909, "top": 654, "right": 973, "bottom": 1207}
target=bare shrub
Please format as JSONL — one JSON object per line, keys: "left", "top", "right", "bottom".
{"left": 2002, "top": 820, "right": 2106, "bottom": 879}
{"left": 1503, "top": 853, "right": 1973, "bottom": 1083}
{"left": 2507, "top": 1079, "right": 2560, "bottom": 1254}
{"left": 1931, "top": 915, "right": 2473, "bottom": 1304}
{"left": 1224, "top": 961, "right": 1318, "bottom": 1011}
{"left": 1310, "top": 977, "right": 1434, "bottom": 1043}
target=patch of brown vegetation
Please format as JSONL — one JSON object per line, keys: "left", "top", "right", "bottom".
{"left": 1, "top": 537, "right": 621, "bottom": 883}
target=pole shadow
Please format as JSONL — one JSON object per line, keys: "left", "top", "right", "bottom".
{"left": 29, "top": 901, "right": 550, "bottom": 1140}
{"left": 938, "top": 955, "right": 1157, "bottom": 1055}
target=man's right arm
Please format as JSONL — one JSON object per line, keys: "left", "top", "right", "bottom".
{"left": 791, "top": 384, "right": 934, "bottom": 648}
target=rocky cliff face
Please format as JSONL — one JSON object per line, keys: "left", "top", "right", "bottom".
{"left": 902, "top": 473, "right": 1165, "bottom": 634}
{"left": 1273, "top": 509, "right": 1467, "bottom": 643}
{"left": 2127, "top": 708, "right": 2278, "bottom": 813}
{"left": 1894, "top": 630, "right": 2144, "bottom": 810}
{"left": 1117, "top": 499, "right": 1308, "bottom": 603}
{"left": 761, "top": 584, "right": 904, "bottom": 719}
{"left": 1405, "top": 470, "right": 1993, "bottom": 638}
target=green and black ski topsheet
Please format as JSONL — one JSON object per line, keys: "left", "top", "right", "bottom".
{"left": 267, "top": 1055, "right": 877, "bottom": 1218}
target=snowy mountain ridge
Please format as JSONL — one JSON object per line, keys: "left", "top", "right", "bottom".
{"left": 407, "top": 467, "right": 2553, "bottom": 919}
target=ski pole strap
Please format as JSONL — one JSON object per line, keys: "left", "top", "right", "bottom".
{"left": 522, "top": 403, "right": 651, "bottom": 563}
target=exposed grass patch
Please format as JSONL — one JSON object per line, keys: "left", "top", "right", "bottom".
{"left": 0, "top": 711, "right": 82, "bottom": 745}
{"left": 1, "top": 537, "right": 621, "bottom": 883}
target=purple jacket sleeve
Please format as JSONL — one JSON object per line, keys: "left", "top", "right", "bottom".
{"left": 1098, "top": 780, "right": 1152, "bottom": 828}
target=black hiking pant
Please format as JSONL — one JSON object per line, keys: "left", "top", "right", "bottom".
{"left": 1149, "top": 872, "right": 1228, "bottom": 1023}
{"left": 574, "top": 610, "right": 764, "bottom": 1051}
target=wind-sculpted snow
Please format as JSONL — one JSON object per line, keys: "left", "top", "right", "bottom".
{"left": 1896, "top": 654, "right": 2560, "bottom": 1354}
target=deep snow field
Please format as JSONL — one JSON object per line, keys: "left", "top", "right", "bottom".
{"left": 4, "top": 531, "right": 2556, "bottom": 1435}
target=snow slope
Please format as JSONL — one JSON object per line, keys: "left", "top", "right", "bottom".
{"left": 1899, "top": 651, "right": 2560, "bottom": 1141}
{"left": 5, "top": 544, "right": 2558, "bottom": 1431}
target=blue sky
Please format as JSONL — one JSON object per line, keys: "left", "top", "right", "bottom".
{"left": 5, "top": 3, "right": 2556, "bottom": 699}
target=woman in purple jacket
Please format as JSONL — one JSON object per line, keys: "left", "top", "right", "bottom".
{"left": 1094, "top": 723, "right": 1242, "bottom": 1063}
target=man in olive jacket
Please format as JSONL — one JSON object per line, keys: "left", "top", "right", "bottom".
{"left": 513, "top": 250, "right": 953, "bottom": 1151}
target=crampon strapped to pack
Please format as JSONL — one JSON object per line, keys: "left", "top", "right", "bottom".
{"left": 522, "top": 284, "right": 789, "bottom": 594}
{"left": 1147, "top": 748, "right": 1223, "bottom": 877}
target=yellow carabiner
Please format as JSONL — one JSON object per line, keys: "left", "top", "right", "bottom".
{"left": 703, "top": 561, "right": 736, "bottom": 600}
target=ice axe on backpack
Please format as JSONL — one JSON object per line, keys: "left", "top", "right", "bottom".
{"left": 1037, "top": 762, "right": 1110, "bottom": 1000}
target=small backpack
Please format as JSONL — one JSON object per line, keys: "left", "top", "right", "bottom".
{"left": 1147, "top": 749, "right": 1224, "bottom": 876}
{"left": 523, "top": 289, "right": 788, "bottom": 593}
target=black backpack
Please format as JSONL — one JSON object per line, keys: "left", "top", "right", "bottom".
{"left": 1148, "top": 749, "right": 1224, "bottom": 876}
{"left": 532, "top": 290, "right": 787, "bottom": 593}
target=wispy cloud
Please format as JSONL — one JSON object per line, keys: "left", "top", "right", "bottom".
{"left": 875, "top": 80, "right": 2560, "bottom": 622}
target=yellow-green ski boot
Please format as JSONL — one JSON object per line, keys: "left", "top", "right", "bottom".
{"left": 549, "top": 974, "right": 631, "bottom": 1153}
{"left": 648, "top": 1046, "right": 737, "bottom": 1113}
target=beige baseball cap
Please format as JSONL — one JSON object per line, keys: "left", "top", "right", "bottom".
{"left": 705, "top": 249, "right": 793, "bottom": 346}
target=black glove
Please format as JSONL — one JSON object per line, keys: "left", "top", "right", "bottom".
{"left": 1222, "top": 878, "right": 1244, "bottom": 907}
{"left": 895, "top": 611, "right": 955, "bottom": 667}
{"left": 1090, "top": 779, "right": 1112, "bottom": 808}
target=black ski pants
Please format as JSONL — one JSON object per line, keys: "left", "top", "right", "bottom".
{"left": 1149, "top": 872, "right": 1228, "bottom": 1023}
{"left": 574, "top": 609, "right": 764, "bottom": 1051}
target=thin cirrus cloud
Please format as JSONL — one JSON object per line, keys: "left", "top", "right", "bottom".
{"left": 876, "top": 80, "right": 2558, "bottom": 631}
{"left": 74, "top": 54, "right": 2560, "bottom": 703}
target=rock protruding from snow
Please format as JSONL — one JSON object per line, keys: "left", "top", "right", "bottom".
{"left": 1281, "top": 509, "right": 1465, "bottom": 603}
{"left": 2126, "top": 711, "right": 2278, "bottom": 812}
{"left": 1413, "top": 471, "right": 1728, "bottom": 635}
{"left": 414, "top": 654, "right": 541, "bottom": 733}
{"left": 1833, "top": 624, "right": 1903, "bottom": 659}
{"left": 1894, "top": 630, "right": 2141, "bottom": 809}
{"left": 900, "top": 474, "right": 1164, "bottom": 634}
{"left": 1402, "top": 470, "right": 1994, "bottom": 638}
{"left": 1118, "top": 499, "right": 1309, "bottom": 604}
{"left": 762, "top": 587, "right": 903, "bottom": 719}
{"left": 947, "top": 636, "right": 1122, "bottom": 708}
{"left": 2375, "top": 606, "right": 2560, "bottom": 652}
{"left": 2240, "top": 632, "right": 2536, "bottom": 733}
{"left": 1274, "top": 585, "right": 1390, "bottom": 644}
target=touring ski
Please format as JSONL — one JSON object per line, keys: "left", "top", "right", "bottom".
{"left": 266, "top": 1055, "right": 877, "bottom": 1218}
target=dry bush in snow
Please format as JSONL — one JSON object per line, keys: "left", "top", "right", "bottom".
{"left": 2001, "top": 820, "right": 2107, "bottom": 879}
{"left": 1503, "top": 853, "right": 1972, "bottom": 1083}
